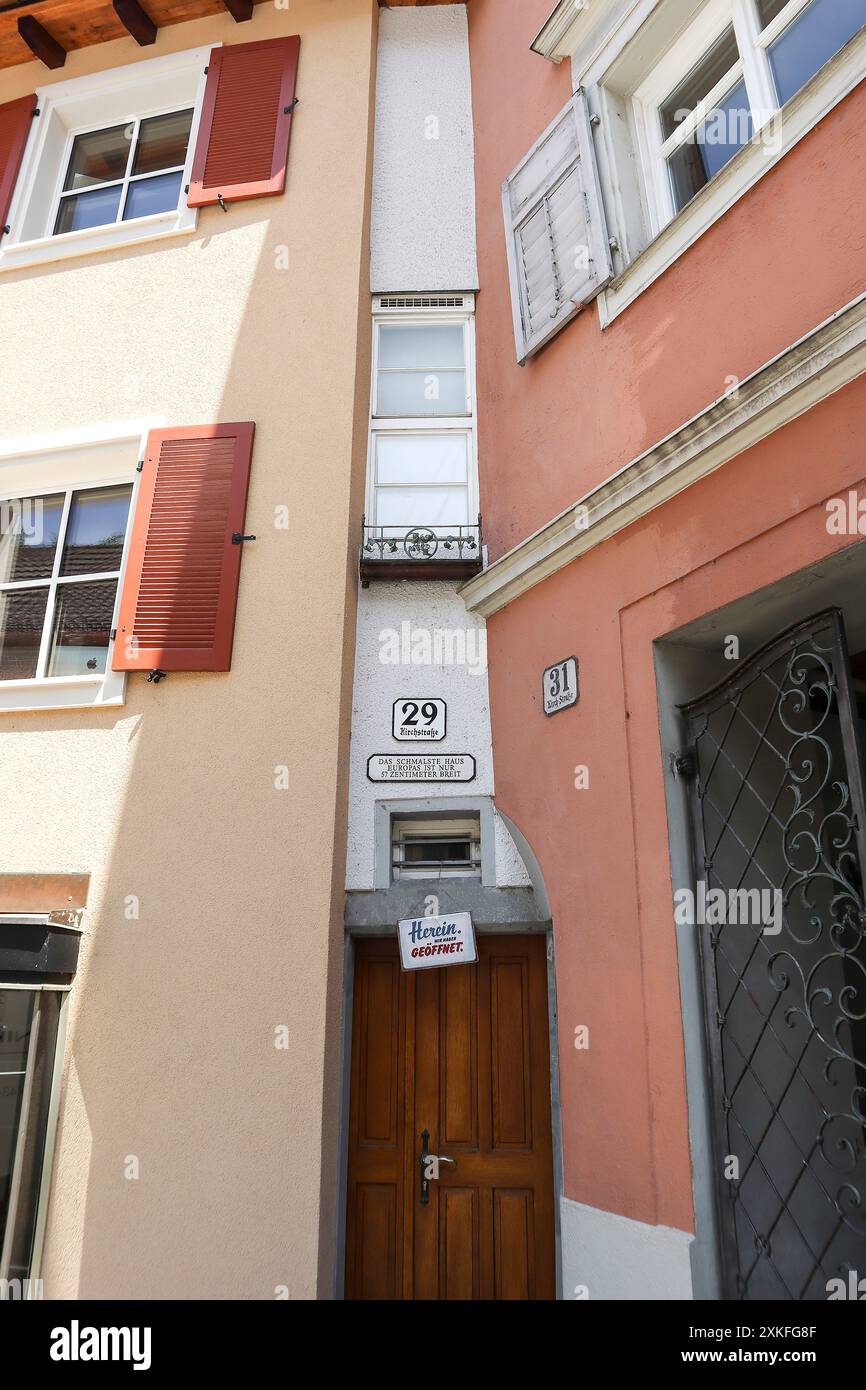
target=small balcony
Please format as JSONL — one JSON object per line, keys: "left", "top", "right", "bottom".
{"left": 360, "top": 516, "right": 483, "bottom": 586}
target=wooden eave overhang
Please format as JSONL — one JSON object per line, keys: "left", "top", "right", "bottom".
{"left": 0, "top": 0, "right": 466, "bottom": 74}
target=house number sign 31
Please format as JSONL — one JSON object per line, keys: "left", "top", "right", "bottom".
{"left": 542, "top": 656, "right": 579, "bottom": 716}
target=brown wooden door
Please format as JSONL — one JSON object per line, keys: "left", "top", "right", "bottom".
{"left": 345, "top": 934, "right": 556, "bottom": 1300}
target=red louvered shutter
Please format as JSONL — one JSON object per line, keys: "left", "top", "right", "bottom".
{"left": 0, "top": 94, "right": 36, "bottom": 238}
{"left": 112, "top": 423, "right": 255, "bottom": 674}
{"left": 188, "top": 36, "right": 300, "bottom": 208}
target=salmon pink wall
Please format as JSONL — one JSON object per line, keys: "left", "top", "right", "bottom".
{"left": 467, "top": 0, "right": 866, "bottom": 558}
{"left": 482, "top": 375, "right": 866, "bottom": 1230}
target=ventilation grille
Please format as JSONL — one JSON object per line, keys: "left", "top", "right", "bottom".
{"left": 377, "top": 295, "right": 469, "bottom": 311}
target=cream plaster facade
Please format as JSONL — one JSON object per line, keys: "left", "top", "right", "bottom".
{"left": 0, "top": 0, "right": 377, "bottom": 1299}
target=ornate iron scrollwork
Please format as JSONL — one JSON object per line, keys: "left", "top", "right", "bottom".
{"left": 681, "top": 610, "right": 866, "bottom": 1299}
{"left": 361, "top": 516, "right": 482, "bottom": 567}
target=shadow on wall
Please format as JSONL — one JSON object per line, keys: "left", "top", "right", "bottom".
{"left": 9, "top": 59, "right": 373, "bottom": 1295}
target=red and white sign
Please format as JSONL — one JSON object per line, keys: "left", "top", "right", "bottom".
{"left": 398, "top": 912, "right": 477, "bottom": 971}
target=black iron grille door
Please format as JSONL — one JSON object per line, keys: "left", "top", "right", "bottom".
{"left": 681, "top": 609, "right": 866, "bottom": 1300}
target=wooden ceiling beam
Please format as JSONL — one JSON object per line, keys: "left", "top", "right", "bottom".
{"left": 221, "top": 0, "right": 253, "bottom": 21}
{"left": 17, "top": 14, "right": 65, "bottom": 68}
{"left": 113, "top": 0, "right": 157, "bottom": 47}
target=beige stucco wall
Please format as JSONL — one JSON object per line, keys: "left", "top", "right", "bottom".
{"left": 0, "top": 0, "right": 377, "bottom": 1299}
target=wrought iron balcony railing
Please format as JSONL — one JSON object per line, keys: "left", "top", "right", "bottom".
{"left": 360, "top": 516, "right": 483, "bottom": 586}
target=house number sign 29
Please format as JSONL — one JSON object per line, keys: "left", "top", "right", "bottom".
{"left": 392, "top": 698, "right": 446, "bottom": 741}
{"left": 542, "top": 656, "right": 579, "bottom": 716}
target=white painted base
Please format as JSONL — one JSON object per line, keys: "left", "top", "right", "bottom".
{"left": 561, "top": 1196, "right": 694, "bottom": 1300}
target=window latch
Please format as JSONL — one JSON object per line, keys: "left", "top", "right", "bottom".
{"left": 232, "top": 532, "right": 256, "bottom": 545}
{"left": 147, "top": 669, "right": 167, "bottom": 684}
{"left": 217, "top": 193, "right": 229, "bottom": 212}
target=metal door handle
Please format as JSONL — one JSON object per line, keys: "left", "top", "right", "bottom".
{"left": 419, "top": 1130, "right": 457, "bottom": 1204}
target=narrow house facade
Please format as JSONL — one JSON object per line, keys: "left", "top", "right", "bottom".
{"left": 342, "top": 2, "right": 559, "bottom": 1301}
{"left": 463, "top": 0, "right": 866, "bottom": 1300}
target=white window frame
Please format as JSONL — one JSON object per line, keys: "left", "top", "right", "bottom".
{"left": 391, "top": 816, "right": 482, "bottom": 881}
{"left": 0, "top": 46, "right": 213, "bottom": 274}
{"left": 366, "top": 297, "right": 479, "bottom": 537}
{"left": 574, "top": 0, "right": 866, "bottom": 324}
{"left": 49, "top": 104, "right": 195, "bottom": 241}
{"left": 0, "top": 420, "right": 151, "bottom": 712}
{"left": 631, "top": 0, "right": 813, "bottom": 235}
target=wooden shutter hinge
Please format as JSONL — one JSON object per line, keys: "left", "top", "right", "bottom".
{"left": 232, "top": 532, "right": 256, "bottom": 545}
{"left": 146, "top": 669, "right": 167, "bottom": 684}
{"left": 136, "top": 459, "right": 144, "bottom": 472}
{"left": 670, "top": 747, "right": 696, "bottom": 780}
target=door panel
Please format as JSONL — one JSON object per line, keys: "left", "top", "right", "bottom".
{"left": 440, "top": 1187, "right": 478, "bottom": 1300}
{"left": 354, "top": 1184, "right": 398, "bottom": 1301}
{"left": 490, "top": 956, "right": 532, "bottom": 1148}
{"left": 345, "top": 943, "right": 407, "bottom": 1299}
{"left": 345, "top": 934, "right": 556, "bottom": 1300}
{"left": 494, "top": 1189, "right": 534, "bottom": 1300}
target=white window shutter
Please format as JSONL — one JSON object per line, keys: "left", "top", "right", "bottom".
{"left": 502, "top": 91, "right": 612, "bottom": 364}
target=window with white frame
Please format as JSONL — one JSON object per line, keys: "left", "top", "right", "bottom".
{"left": 633, "top": 0, "right": 866, "bottom": 230}
{"left": 52, "top": 108, "right": 194, "bottom": 237}
{"left": 537, "top": 0, "right": 866, "bottom": 324}
{"left": 0, "top": 48, "right": 209, "bottom": 272}
{"left": 0, "top": 484, "right": 132, "bottom": 683}
{"left": 0, "top": 431, "right": 140, "bottom": 711}
{"left": 392, "top": 817, "right": 482, "bottom": 881}
{"left": 368, "top": 297, "right": 477, "bottom": 542}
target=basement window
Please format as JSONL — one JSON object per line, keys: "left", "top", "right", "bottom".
{"left": 392, "top": 818, "right": 481, "bottom": 881}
